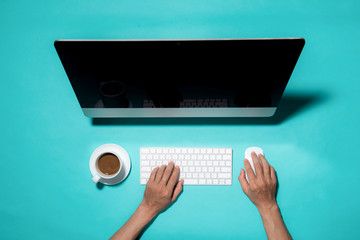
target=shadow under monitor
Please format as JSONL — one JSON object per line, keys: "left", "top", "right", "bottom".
{"left": 91, "top": 93, "right": 326, "bottom": 126}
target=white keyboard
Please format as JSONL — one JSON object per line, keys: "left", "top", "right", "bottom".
{"left": 140, "top": 147, "right": 232, "bottom": 185}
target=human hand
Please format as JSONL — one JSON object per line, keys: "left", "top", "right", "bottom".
{"left": 140, "top": 161, "right": 184, "bottom": 217}
{"left": 238, "top": 152, "right": 278, "bottom": 212}
{"left": 110, "top": 162, "right": 183, "bottom": 240}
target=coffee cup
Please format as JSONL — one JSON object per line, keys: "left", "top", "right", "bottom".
{"left": 92, "top": 152, "right": 122, "bottom": 183}
{"left": 90, "top": 144, "right": 131, "bottom": 185}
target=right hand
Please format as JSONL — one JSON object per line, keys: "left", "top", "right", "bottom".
{"left": 238, "top": 152, "right": 278, "bottom": 212}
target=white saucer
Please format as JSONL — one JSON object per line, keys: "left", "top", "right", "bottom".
{"left": 90, "top": 144, "right": 131, "bottom": 185}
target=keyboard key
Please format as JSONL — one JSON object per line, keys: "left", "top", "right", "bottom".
{"left": 218, "top": 173, "right": 231, "bottom": 178}
{"left": 221, "top": 167, "right": 231, "bottom": 172}
{"left": 141, "top": 172, "right": 151, "bottom": 178}
{"left": 141, "top": 167, "right": 151, "bottom": 172}
{"left": 141, "top": 161, "right": 149, "bottom": 166}
{"left": 184, "top": 179, "right": 198, "bottom": 185}
{"left": 141, "top": 148, "right": 149, "bottom": 154}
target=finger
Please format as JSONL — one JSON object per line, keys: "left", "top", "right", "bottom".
{"left": 154, "top": 165, "right": 167, "bottom": 183}
{"left": 171, "top": 179, "right": 184, "bottom": 202}
{"left": 238, "top": 168, "right": 249, "bottom": 194}
{"left": 252, "top": 152, "right": 263, "bottom": 176}
{"left": 167, "top": 165, "right": 180, "bottom": 190}
{"left": 244, "top": 158, "right": 256, "bottom": 181}
{"left": 258, "top": 154, "right": 270, "bottom": 178}
{"left": 161, "top": 161, "right": 175, "bottom": 184}
{"left": 148, "top": 167, "right": 159, "bottom": 183}
{"left": 270, "top": 165, "right": 277, "bottom": 183}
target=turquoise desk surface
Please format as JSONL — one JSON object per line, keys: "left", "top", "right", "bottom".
{"left": 1, "top": 0, "right": 360, "bottom": 239}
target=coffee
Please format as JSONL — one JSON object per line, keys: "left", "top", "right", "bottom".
{"left": 97, "top": 153, "right": 120, "bottom": 175}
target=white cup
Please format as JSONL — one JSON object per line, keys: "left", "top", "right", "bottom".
{"left": 91, "top": 151, "right": 123, "bottom": 184}
{"left": 90, "top": 143, "right": 131, "bottom": 185}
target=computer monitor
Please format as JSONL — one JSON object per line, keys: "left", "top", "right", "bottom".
{"left": 54, "top": 38, "right": 305, "bottom": 118}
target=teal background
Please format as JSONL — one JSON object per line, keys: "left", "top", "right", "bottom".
{"left": 1, "top": 0, "right": 359, "bottom": 239}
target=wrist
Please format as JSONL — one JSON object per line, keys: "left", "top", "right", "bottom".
{"left": 138, "top": 201, "right": 158, "bottom": 220}
{"left": 257, "top": 202, "right": 279, "bottom": 217}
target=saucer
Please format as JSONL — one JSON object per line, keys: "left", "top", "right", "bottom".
{"left": 90, "top": 144, "right": 131, "bottom": 185}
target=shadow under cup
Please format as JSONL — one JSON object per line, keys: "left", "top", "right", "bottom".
{"left": 96, "top": 153, "right": 122, "bottom": 178}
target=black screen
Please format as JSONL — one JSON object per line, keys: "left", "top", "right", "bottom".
{"left": 55, "top": 39, "right": 305, "bottom": 109}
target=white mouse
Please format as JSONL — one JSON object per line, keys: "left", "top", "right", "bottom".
{"left": 244, "top": 147, "right": 264, "bottom": 181}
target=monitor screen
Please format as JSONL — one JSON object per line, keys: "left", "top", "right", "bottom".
{"left": 54, "top": 38, "right": 305, "bottom": 117}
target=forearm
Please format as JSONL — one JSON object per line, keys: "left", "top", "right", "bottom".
{"left": 258, "top": 204, "right": 292, "bottom": 240}
{"left": 110, "top": 202, "right": 157, "bottom": 240}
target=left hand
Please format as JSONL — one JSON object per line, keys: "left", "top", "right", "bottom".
{"left": 140, "top": 161, "right": 184, "bottom": 216}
